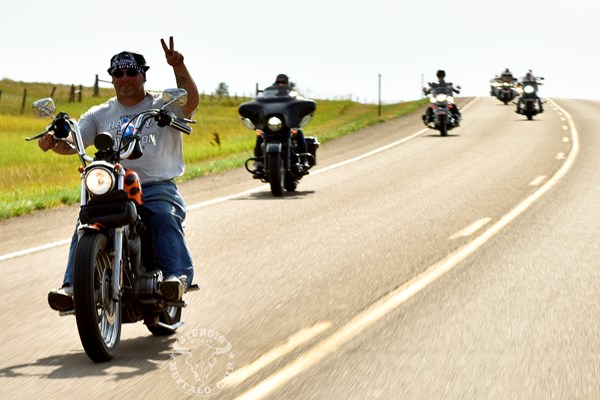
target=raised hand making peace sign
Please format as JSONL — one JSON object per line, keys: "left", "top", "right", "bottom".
{"left": 160, "top": 36, "right": 199, "bottom": 117}
{"left": 161, "top": 36, "right": 184, "bottom": 67}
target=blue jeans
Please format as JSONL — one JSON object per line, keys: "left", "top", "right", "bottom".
{"left": 63, "top": 181, "right": 194, "bottom": 287}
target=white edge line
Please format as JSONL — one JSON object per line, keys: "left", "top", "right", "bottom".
{"left": 0, "top": 98, "right": 481, "bottom": 262}
{"left": 233, "top": 98, "right": 578, "bottom": 400}
{"left": 0, "top": 239, "right": 72, "bottom": 262}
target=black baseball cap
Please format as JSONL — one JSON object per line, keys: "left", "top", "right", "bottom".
{"left": 107, "top": 51, "right": 150, "bottom": 75}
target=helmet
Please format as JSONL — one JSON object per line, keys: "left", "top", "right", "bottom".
{"left": 275, "top": 73, "right": 289, "bottom": 85}
{"left": 436, "top": 70, "right": 446, "bottom": 79}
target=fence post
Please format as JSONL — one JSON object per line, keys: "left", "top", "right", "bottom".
{"left": 21, "top": 89, "right": 27, "bottom": 114}
{"left": 69, "top": 84, "right": 75, "bottom": 102}
{"left": 79, "top": 85, "right": 83, "bottom": 102}
{"left": 50, "top": 86, "right": 56, "bottom": 98}
{"left": 94, "top": 74, "right": 99, "bottom": 96}
{"left": 0, "top": 90, "right": 2, "bottom": 104}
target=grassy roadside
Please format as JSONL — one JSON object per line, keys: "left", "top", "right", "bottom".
{"left": 0, "top": 79, "right": 428, "bottom": 220}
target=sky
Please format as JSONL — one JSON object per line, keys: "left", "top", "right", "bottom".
{"left": 2, "top": 0, "right": 597, "bottom": 104}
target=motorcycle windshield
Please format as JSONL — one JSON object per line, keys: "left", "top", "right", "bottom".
{"left": 238, "top": 86, "right": 316, "bottom": 129}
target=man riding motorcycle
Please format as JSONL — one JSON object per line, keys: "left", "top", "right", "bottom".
{"left": 253, "top": 73, "right": 309, "bottom": 175}
{"left": 516, "top": 69, "right": 544, "bottom": 113}
{"left": 38, "top": 37, "right": 199, "bottom": 312}
{"left": 422, "top": 69, "right": 462, "bottom": 126}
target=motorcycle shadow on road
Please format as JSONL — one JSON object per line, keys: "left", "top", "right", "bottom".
{"left": 423, "top": 133, "right": 461, "bottom": 138}
{"left": 0, "top": 336, "right": 177, "bottom": 380}
{"left": 244, "top": 190, "right": 316, "bottom": 200}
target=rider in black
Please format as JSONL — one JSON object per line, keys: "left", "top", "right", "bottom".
{"left": 422, "top": 70, "right": 462, "bottom": 125}
{"left": 254, "top": 73, "right": 309, "bottom": 173}
{"left": 517, "top": 69, "right": 544, "bottom": 113}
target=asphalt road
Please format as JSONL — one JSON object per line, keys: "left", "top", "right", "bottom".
{"left": 1, "top": 96, "right": 598, "bottom": 400}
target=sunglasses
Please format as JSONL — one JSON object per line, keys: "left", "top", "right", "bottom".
{"left": 111, "top": 69, "right": 141, "bottom": 78}
{"left": 276, "top": 80, "right": 288, "bottom": 85}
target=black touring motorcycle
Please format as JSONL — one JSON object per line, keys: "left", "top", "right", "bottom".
{"left": 515, "top": 77, "right": 544, "bottom": 120}
{"left": 422, "top": 82, "right": 462, "bottom": 136}
{"left": 26, "top": 89, "right": 197, "bottom": 362}
{"left": 239, "top": 86, "right": 319, "bottom": 196}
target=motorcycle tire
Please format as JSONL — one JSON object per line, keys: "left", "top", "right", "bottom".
{"left": 73, "top": 231, "right": 122, "bottom": 362}
{"left": 439, "top": 118, "right": 448, "bottom": 136}
{"left": 146, "top": 306, "right": 182, "bottom": 336}
{"left": 525, "top": 102, "right": 534, "bottom": 120}
{"left": 268, "top": 152, "right": 284, "bottom": 197}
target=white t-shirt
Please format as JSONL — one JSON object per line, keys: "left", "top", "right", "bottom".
{"left": 78, "top": 93, "right": 189, "bottom": 183}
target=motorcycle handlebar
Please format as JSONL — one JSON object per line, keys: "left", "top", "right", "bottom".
{"left": 121, "top": 109, "right": 195, "bottom": 158}
{"left": 170, "top": 118, "right": 193, "bottom": 135}
{"left": 28, "top": 103, "right": 196, "bottom": 162}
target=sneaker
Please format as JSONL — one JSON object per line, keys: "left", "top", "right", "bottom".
{"left": 48, "top": 285, "right": 74, "bottom": 311}
{"left": 160, "top": 276, "right": 186, "bottom": 301}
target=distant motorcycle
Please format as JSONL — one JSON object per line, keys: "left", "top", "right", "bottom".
{"left": 515, "top": 78, "right": 544, "bottom": 120}
{"left": 492, "top": 81, "right": 518, "bottom": 105}
{"left": 239, "top": 86, "right": 319, "bottom": 196}
{"left": 26, "top": 89, "right": 197, "bottom": 362}
{"left": 422, "top": 83, "right": 461, "bottom": 136}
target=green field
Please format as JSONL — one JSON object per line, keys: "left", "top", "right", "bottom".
{"left": 0, "top": 79, "right": 427, "bottom": 220}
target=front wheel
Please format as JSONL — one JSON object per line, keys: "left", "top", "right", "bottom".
{"left": 439, "top": 117, "right": 448, "bottom": 136}
{"left": 526, "top": 102, "right": 534, "bottom": 120}
{"left": 73, "top": 231, "right": 121, "bottom": 362}
{"left": 268, "top": 152, "right": 284, "bottom": 196}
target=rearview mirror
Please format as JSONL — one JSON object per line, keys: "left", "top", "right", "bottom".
{"left": 32, "top": 98, "right": 56, "bottom": 118}
{"left": 162, "top": 88, "right": 188, "bottom": 107}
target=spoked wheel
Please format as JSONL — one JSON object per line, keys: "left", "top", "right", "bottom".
{"left": 268, "top": 152, "right": 284, "bottom": 197}
{"left": 146, "top": 306, "right": 183, "bottom": 336}
{"left": 73, "top": 232, "right": 121, "bottom": 362}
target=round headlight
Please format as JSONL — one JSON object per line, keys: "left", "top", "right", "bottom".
{"left": 85, "top": 167, "right": 114, "bottom": 195}
{"left": 447, "top": 96, "right": 455, "bottom": 103}
{"left": 435, "top": 94, "right": 448, "bottom": 103}
{"left": 267, "top": 116, "right": 283, "bottom": 131}
{"left": 524, "top": 85, "right": 535, "bottom": 94}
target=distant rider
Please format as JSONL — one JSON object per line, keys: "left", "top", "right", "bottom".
{"left": 517, "top": 69, "right": 544, "bottom": 113}
{"left": 499, "top": 68, "right": 517, "bottom": 83}
{"left": 253, "top": 73, "right": 309, "bottom": 174}
{"left": 422, "top": 69, "right": 462, "bottom": 125}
